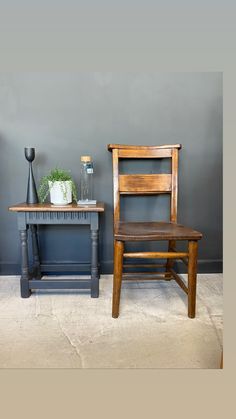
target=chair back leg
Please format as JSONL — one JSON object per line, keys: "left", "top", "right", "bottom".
{"left": 166, "top": 239, "right": 176, "bottom": 276}
{"left": 112, "top": 240, "right": 124, "bottom": 318}
{"left": 220, "top": 351, "right": 223, "bottom": 369}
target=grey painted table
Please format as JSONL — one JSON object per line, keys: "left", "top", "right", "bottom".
{"left": 9, "top": 202, "right": 105, "bottom": 298}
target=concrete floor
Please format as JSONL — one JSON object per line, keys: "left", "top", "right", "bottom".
{"left": 0, "top": 274, "right": 223, "bottom": 368}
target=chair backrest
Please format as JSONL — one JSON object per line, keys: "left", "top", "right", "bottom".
{"left": 108, "top": 144, "right": 182, "bottom": 224}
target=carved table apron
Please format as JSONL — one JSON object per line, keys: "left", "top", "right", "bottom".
{"left": 9, "top": 203, "right": 105, "bottom": 298}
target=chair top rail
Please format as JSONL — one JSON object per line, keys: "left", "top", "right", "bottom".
{"left": 108, "top": 144, "right": 182, "bottom": 151}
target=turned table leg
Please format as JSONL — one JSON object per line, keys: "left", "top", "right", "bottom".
{"left": 19, "top": 229, "right": 31, "bottom": 298}
{"left": 90, "top": 213, "right": 99, "bottom": 298}
{"left": 30, "top": 225, "right": 41, "bottom": 279}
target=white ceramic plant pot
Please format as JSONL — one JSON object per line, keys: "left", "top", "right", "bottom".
{"left": 49, "top": 181, "right": 72, "bottom": 205}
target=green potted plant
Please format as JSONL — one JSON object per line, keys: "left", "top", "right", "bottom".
{"left": 38, "top": 168, "right": 77, "bottom": 205}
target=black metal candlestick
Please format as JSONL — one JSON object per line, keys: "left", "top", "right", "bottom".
{"left": 25, "top": 147, "right": 39, "bottom": 204}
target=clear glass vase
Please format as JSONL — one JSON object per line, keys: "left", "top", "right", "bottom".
{"left": 78, "top": 156, "right": 96, "bottom": 205}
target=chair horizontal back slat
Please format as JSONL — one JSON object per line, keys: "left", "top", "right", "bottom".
{"left": 118, "top": 148, "right": 172, "bottom": 158}
{"left": 119, "top": 174, "right": 172, "bottom": 194}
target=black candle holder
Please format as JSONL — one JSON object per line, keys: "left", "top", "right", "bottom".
{"left": 25, "top": 147, "right": 39, "bottom": 204}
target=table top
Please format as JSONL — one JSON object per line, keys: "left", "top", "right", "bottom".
{"left": 9, "top": 202, "right": 105, "bottom": 213}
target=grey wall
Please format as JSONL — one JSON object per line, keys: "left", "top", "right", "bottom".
{"left": 0, "top": 72, "right": 222, "bottom": 274}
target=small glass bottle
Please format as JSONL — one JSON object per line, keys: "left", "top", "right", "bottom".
{"left": 78, "top": 156, "right": 96, "bottom": 204}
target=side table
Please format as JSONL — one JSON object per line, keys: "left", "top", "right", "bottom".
{"left": 9, "top": 202, "right": 105, "bottom": 298}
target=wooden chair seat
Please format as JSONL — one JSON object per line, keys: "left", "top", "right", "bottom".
{"left": 115, "top": 221, "right": 202, "bottom": 241}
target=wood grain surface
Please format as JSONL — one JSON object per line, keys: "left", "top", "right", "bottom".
{"left": 9, "top": 202, "right": 105, "bottom": 212}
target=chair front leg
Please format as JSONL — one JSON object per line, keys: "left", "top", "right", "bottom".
{"left": 188, "top": 240, "right": 198, "bottom": 318}
{"left": 112, "top": 240, "right": 124, "bottom": 318}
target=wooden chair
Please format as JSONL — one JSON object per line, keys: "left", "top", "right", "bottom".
{"left": 108, "top": 144, "right": 202, "bottom": 318}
